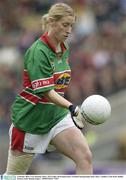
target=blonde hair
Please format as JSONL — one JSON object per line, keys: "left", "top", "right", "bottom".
{"left": 41, "top": 3, "right": 75, "bottom": 32}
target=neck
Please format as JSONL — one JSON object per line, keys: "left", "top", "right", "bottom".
{"left": 47, "top": 31, "right": 60, "bottom": 49}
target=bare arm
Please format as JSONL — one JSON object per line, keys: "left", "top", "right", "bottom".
{"left": 43, "top": 89, "right": 84, "bottom": 129}
{"left": 43, "top": 89, "right": 72, "bottom": 109}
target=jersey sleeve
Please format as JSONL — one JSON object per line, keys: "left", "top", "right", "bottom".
{"left": 25, "top": 47, "right": 55, "bottom": 94}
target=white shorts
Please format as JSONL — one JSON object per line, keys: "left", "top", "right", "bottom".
{"left": 9, "top": 114, "right": 75, "bottom": 154}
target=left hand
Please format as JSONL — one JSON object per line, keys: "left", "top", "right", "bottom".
{"left": 69, "top": 105, "right": 84, "bottom": 129}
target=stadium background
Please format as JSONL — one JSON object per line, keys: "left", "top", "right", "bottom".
{"left": 0, "top": 0, "right": 126, "bottom": 174}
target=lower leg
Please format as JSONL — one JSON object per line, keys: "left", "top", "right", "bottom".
{"left": 5, "top": 150, "right": 34, "bottom": 175}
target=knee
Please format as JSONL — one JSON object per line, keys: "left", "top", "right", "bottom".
{"left": 83, "top": 149, "right": 92, "bottom": 165}
{"left": 11, "top": 149, "right": 27, "bottom": 156}
{"left": 74, "top": 146, "right": 92, "bottom": 165}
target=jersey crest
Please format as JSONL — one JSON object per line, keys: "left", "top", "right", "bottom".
{"left": 55, "top": 72, "right": 71, "bottom": 89}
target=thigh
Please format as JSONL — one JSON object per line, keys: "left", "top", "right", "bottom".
{"left": 51, "top": 127, "right": 90, "bottom": 161}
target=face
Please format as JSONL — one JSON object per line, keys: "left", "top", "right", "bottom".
{"left": 50, "top": 15, "right": 75, "bottom": 43}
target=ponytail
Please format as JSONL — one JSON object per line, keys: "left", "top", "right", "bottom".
{"left": 41, "top": 13, "right": 49, "bottom": 32}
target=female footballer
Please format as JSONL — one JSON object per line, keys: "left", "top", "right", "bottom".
{"left": 5, "top": 3, "right": 93, "bottom": 175}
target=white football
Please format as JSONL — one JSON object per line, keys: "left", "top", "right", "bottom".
{"left": 81, "top": 95, "right": 111, "bottom": 125}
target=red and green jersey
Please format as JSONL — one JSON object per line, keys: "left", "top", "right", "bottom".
{"left": 11, "top": 33, "right": 71, "bottom": 134}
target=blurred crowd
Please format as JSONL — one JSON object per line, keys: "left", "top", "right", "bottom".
{"left": 0, "top": 0, "right": 126, "bottom": 127}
